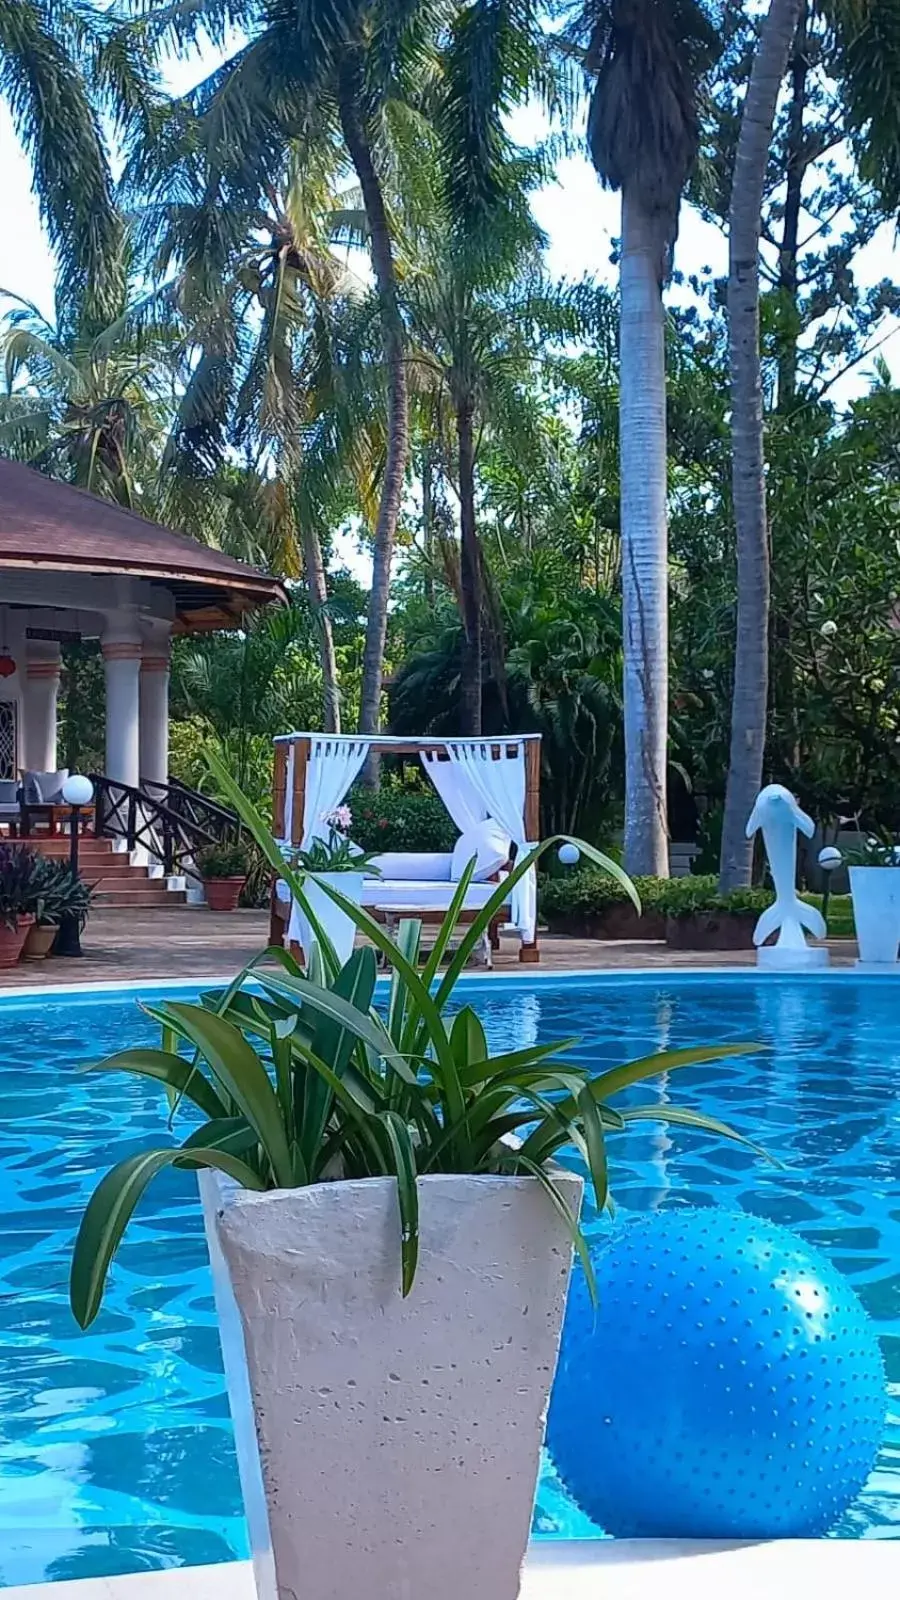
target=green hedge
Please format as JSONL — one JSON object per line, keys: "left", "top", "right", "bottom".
{"left": 347, "top": 783, "right": 458, "bottom": 854}
{"left": 539, "top": 871, "right": 773, "bottom": 921}
{"left": 539, "top": 870, "right": 854, "bottom": 930}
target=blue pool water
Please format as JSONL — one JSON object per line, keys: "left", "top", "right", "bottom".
{"left": 0, "top": 974, "right": 898, "bottom": 1583}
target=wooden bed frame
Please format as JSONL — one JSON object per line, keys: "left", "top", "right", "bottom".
{"left": 268, "top": 733, "right": 542, "bottom": 964}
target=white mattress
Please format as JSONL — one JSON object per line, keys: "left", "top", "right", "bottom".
{"left": 275, "top": 878, "right": 509, "bottom": 912}
{"left": 361, "top": 879, "right": 508, "bottom": 911}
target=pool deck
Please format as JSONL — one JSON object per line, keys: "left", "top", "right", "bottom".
{"left": 0, "top": 906, "right": 860, "bottom": 988}
{"left": 4, "top": 1540, "right": 898, "bottom": 1600}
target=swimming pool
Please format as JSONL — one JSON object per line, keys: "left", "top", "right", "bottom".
{"left": 0, "top": 972, "right": 898, "bottom": 1583}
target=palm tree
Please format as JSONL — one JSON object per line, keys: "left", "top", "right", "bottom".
{"left": 0, "top": 289, "right": 173, "bottom": 504}
{"left": 144, "top": 153, "right": 382, "bottom": 733}
{"left": 716, "top": 0, "right": 900, "bottom": 885}
{"left": 129, "top": 0, "right": 441, "bottom": 753}
{"left": 718, "top": 0, "right": 805, "bottom": 891}
{"left": 576, "top": 0, "right": 718, "bottom": 876}
{"left": 0, "top": 2, "right": 127, "bottom": 324}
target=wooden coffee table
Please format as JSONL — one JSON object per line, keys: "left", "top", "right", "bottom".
{"left": 375, "top": 905, "right": 494, "bottom": 968}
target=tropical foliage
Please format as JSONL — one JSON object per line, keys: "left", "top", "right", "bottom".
{"left": 3, "top": 1, "right": 900, "bottom": 868}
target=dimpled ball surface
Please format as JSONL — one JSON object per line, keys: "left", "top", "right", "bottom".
{"left": 546, "top": 1208, "right": 885, "bottom": 1539}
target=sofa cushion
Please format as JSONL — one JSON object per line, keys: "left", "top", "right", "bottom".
{"left": 22, "top": 768, "right": 69, "bottom": 804}
{"left": 366, "top": 851, "right": 454, "bottom": 883}
{"left": 360, "top": 879, "right": 507, "bottom": 911}
{"left": 0, "top": 780, "right": 18, "bottom": 805}
{"left": 450, "top": 820, "right": 511, "bottom": 883}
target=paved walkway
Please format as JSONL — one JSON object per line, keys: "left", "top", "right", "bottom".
{"left": 0, "top": 906, "right": 859, "bottom": 989}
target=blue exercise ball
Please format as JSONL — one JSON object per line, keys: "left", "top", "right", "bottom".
{"left": 547, "top": 1208, "right": 885, "bottom": 1539}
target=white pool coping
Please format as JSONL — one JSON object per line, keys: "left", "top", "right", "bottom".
{"left": 4, "top": 1541, "right": 900, "bottom": 1600}
{"left": 0, "top": 962, "right": 897, "bottom": 1005}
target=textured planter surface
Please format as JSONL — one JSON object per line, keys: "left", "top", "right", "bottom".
{"left": 204, "top": 877, "right": 246, "bottom": 912}
{"left": 294, "top": 870, "right": 365, "bottom": 966}
{"left": 0, "top": 915, "right": 33, "bottom": 968}
{"left": 665, "top": 911, "right": 757, "bottom": 951}
{"left": 22, "top": 921, "right": 57, "bottom": 961}
{"left": 201, "top": 1169, "right": 581, "bottom": 1600}
{"left": 547, "top": 906, "right": 666, "bottom": 941}
{"left": 849, "top": 867, "right": 900, "bottom": 964}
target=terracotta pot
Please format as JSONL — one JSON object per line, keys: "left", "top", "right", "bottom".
{"left": 665, "top": 911, "right": 757, "bottom": 951}
{"left": 22, "top": 921, "right": 58, "bottom": 961}
{"left": 0, "top": 915, "right": 34, "bottom": 968}
{"left": 204, "top": 876, "right": 246, "bottom": 912}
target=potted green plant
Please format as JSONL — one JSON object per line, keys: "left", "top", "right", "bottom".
{"left": 70, "top": 760, "right": 762, "bottom": 1600}
{"left": 198, "top": 838, "right": 253, "bottom": 912}
{"left": 22, "top": 860, "right": 93, "bottom": 960}
{"left": 0, "top": 843, "right": 38, "bottom": 966}
{"left": 286, "top": 805, "right": 382, "bottom": 965}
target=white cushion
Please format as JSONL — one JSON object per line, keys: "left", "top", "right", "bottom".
{"left": 366, "top": 852, "right": 454, "bottom": 882}
{"left": 361, "top": 880, "right": 508, "bottom": 911}
{"left": 450, "top": 820, "right": 511, "bottom": 883}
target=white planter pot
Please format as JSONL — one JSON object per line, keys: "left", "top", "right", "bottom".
{"left": 849, "top": 866, "right": 900, "bottom": 964}
{"left": 290, "top": 870, "right": 364, "bottom": 966}
{"left": 200, "top": 1166, "right": 582, "bottom": 1600}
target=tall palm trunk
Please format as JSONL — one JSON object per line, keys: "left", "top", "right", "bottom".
{"left": 303, "top": 522, "right": 341, "bottom": 733}
{"left": 338, "top": 69, "right": 408, "bottom": 778}
{"left": 619, "top": 190, "right": 669, "bottom": 877}
{"left": 719, "top": 0, "right": 805, "bottom": 891}
{"left": 456, "top": 393, "right": 482, "bottom": 735}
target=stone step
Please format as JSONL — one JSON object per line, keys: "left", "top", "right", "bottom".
{"left": 92, "top": 885, "right": 187, "bottom": 907}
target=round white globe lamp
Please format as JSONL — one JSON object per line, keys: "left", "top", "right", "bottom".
{"left": 558, "top": 842, "right": 580, "bottom": 867}
{"left": 62, "top": 774, "right": 94, "bottom": 808}
{"left": 817, "top": 845, "right": 843, "bottom": 932}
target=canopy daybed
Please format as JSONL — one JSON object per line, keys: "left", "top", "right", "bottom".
{"left": 269, "top": 732, "right": 542, "bottom": 963}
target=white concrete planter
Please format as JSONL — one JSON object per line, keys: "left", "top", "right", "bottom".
{"left": 199, "top": 1166, "right": 582, "bottom": 1600}
{"left": 849, "top": 866, "right": 900, "bottom": 965}
{"left": 291, "top": 869, "right": 364, "bottom": 966}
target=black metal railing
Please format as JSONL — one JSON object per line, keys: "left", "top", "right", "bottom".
{"left": 90, "top": 775, "right": 241, "bottom": 882}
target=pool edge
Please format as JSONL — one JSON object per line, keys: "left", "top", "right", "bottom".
{"left": 4, "top": 1541, "right": 900, "bottom": 1599}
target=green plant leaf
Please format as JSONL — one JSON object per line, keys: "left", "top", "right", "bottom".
{"left": 82, "top": 1048, "right": 229, "bottom": 1123}
{"left": 178, "top": 1118, "right": 260, "bottom": 1158}
{"left": 618, "top": 1106, "right": 775, "bottom": 1162}
{"left": 455, "top": 1035, "right": 582, "bottom": 1089}
{"left": 151, "top": 1003, "right": 294, "bottom": 1187}
{"left": 378, "top": 1111, "right": 420, "bottom": 1296}
{"left": 70, "top": 1145, "right": 265, "bottom": 1329}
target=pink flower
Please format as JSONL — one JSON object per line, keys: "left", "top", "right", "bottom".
{"left": 322, "top": 805, "right": 352, "bottom": 834}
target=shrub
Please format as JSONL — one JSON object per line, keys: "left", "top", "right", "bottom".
{"left": 198, "top": 839, "right": 253, "bottom": 879}
{"left": 348, "top": 782, "right": 458, "bottom": 854}
{"left": 539, "top": 871, "right": 774, "bottom": 925}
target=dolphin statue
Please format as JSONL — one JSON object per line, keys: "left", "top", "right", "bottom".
{"left": 746, "top": 785, "right": 826, "bottom": 950}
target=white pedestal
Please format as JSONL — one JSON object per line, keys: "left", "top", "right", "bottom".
{"left": 757, "top": 945, "right": 830, "bottom": 970}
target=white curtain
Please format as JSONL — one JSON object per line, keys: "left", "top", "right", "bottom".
{"left": 419, "top": 749, "right": 487, "bottom": 836}
{"left": 445, "top": 741, "right": 536, "bottom": 943}
{"left": 279, "top": 738, "right": 369, "bottom": 945}
{"left": 300, "top": 738, "right": 369, "bottom": 849}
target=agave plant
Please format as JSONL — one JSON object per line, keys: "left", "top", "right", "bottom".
{"left": 70, "top": 759, "right": 764, "bottom": 1329}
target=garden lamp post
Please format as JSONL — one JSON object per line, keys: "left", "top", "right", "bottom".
{"left": 818, "top": 845, "right": 842, "bottom": 934}
{"left": 56, "top": 774, "right": 93, "bottom": 957}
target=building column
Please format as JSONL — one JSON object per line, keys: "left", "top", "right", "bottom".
{"left": 102, "top": 635, "right": 141, "bottom": 788}
{"left": 140, "top": 634, "right": 171, "bottom": 787}
{"left": 23, "top": 641, "right": 61, "bottom": 773}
